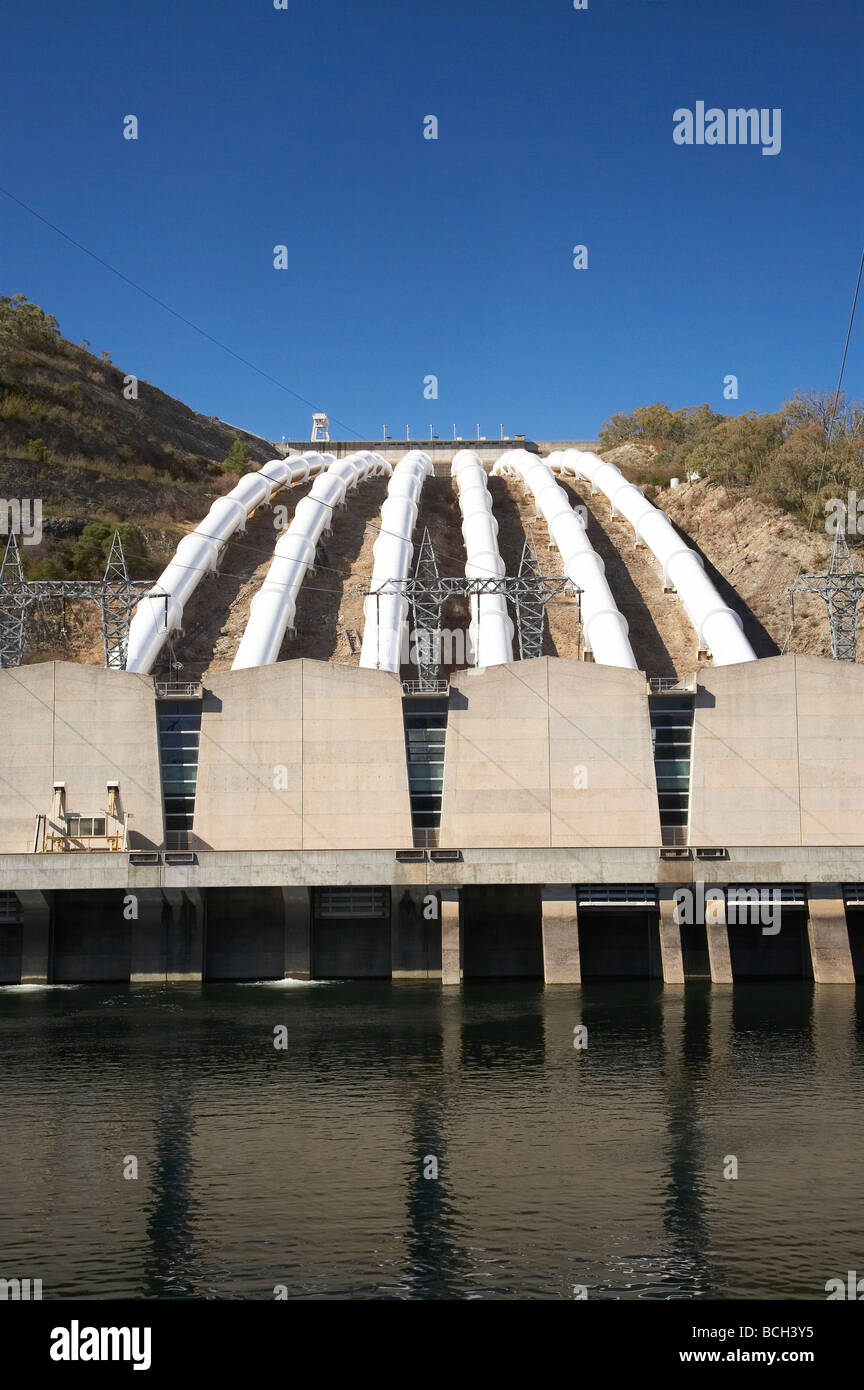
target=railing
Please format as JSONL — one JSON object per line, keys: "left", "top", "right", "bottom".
{"left": 43, "top": 834, "right": 124, "bottom": 852}
{"left": 402, "top": 680, "right": 449, "bottom": 696}
{"left": 32, "top": 813, "right": 129, "bottom": 853}
{"left": 155, "top": 681, "right": 202, "bottom": 698}
{"left": 648, "top": 674, "right": 697, "bottom": 693}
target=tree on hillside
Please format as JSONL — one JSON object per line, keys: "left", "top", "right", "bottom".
{"left": 72, "top": 522, "right": 150, "bottom": 579}
{"left": 782, "top": 389, "right": 864, "bottom": 443}
{"left": 0, "top": 294, "right": 61, "bottom": 349}
{"left": 224, "top": 439, "right": 251, "bottom": 474}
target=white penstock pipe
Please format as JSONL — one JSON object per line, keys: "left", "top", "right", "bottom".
{"left": 125, "top": 451, "right": 333, "bottom": 674}
{"left": 492, "top": 449, "right": 637, "bottom": 669}
{"left": 452, "top": 449, "right": 514, "bottom": 667}
{"left": 359, "top": 450, "right": 433, "bottom": 673}
{"left": 555, "top": 449, "right": 756, "bottom": 665}
{"left": 233, "top": 451, "right": 391, "bottom": 670}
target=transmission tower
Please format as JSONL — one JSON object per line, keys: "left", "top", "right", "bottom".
{"left": 411, "top": 528, "right": 443, "bottom": 690}
{"left": 101, "top": 529, "right": 134, "bottom": 670}
{"left": 515, "top": 527, "right": 546, "bottom": 661}
{"left": 0, "top": 532, "right": 26, "bottom": 669}
{"left": 791, "top": 527, "right": 864, "bottom": 661}
{"left": 0, "top": 528, "right": 152, "bottom": 672}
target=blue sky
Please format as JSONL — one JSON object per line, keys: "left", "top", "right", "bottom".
{"left": 1, "top": 0, "right": 861, "bottom": 442}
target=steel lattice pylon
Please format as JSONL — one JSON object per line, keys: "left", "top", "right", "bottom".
{"left": 0, "top": 532, "right": 27, "bottom": 670}
{"left": 410, "top": 528, "right": 444, "bottom": 692}
{"left": 791, "top": 528, "right": 864, "bottom": 661}
{"left": 101, "top": 529, "right": 135, "bottom": 669}
{"left": 365, "top": 570, "right": 578, "bottom": 683}
{"left": 516, "top": 527, "right": 546, "bottom": 661}
{"left": 0, "top": 529, "right": 154, "bottom": 671}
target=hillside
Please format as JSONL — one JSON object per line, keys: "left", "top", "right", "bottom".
{"left": 0, "top": 295, "right": 273, "bottom": 584}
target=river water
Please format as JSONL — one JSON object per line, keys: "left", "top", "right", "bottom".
{"left": 0, "top": 979, "right": 861, "bottom": 1300}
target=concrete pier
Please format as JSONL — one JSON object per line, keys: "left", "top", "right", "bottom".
{"left": 658, "top": 889, "right": 685, "bottom": 985}
{"left": 541, "top": 885, "right": 581, "bottom": 984}
{"left": 806, "top": 885, "right": 855, "bottom": 984}
{"left": 440, "top": 888, "right": 461, "bottom": 986}
{"left": 705, "top": 895, "right": 733, "bottom": 984}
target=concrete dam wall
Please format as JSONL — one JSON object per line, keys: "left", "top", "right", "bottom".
{"left": 1, "top": 655, "right": 864, "bottom": 985}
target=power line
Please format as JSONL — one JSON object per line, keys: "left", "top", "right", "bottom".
{"left": 783, "top": 240, "right": 864, "bottom": 653}
{"left": 0, "top": 183, "right": 364, "bottom": 439}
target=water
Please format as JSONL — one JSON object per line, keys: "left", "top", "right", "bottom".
{"left": 1, "top": 979, "right": 862, "bottom": 1300}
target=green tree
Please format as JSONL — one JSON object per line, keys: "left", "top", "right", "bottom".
{"left": 71, "top": 522, "right": 150, "bottom": 578}
{"left": 26, "top": 437, "right": 49, "bottom": 462}
{"left": 224, "top": 439, "right": 251, "bottom": 474}
{"left": 0, "top": 294, "right": 61, "bottom": 348}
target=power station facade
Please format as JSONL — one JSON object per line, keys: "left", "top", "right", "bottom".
{"left": 1, "top": 448, "right": 863, "bottom": 986}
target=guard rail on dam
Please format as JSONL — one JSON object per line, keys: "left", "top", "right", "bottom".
{"left": 0, "top": 449, "right": 862, "bottom": 987}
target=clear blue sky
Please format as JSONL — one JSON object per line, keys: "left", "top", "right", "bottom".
{"left": 1, "top": 0, "right": 861, "bottom": 442}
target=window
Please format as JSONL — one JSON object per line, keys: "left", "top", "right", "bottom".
{"left": 66, "top": 816, "right": 106, "bottom": 837}
{"left": 157, "top": 699, "right": 203, "bottom": 848}
{"left": 403, "top": 696, "right": 448, "bottom": 847}
{"left": 649, "top": 696, "right": 694, "bottom": 844}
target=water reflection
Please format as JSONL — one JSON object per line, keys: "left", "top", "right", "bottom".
{"left": 0, "top": 980, "right": 861, "bottom": 1299}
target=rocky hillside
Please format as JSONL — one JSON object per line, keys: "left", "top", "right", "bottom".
{"left": 0, "top": 295, "right": 273, "bottom": 579}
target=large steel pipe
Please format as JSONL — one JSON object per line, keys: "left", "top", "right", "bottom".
{"left": 492, "top": 449, "right": 637, "bottom": 669}
{"left": 232, "top": 451, "right": 391, "bottom": 670}
{"left": 556, "top": 449, "right": 756, "bottom": 665}
{"left": 452, "top": 450, "right": 514, "bottom": 668}
{"left": 359, "top": 450, "right": 433, "bottom": 673}
{"left": 125, "top": 451, "right": 333, "bottom": 674}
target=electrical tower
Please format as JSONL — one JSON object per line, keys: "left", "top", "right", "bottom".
{"left": 0, "top": 532, "right": 27, "bottom": 671}
{"left": 515, "top": 527, "right": 546, "bottom": 661}
{"left": 0, "top": 529, "right": 153, "bottom": 671}
{"left": 411, "top": 528, "right": 444, "bottom": 691}
{"left": 791, "top": 527, "right": 864, "bottom": 661}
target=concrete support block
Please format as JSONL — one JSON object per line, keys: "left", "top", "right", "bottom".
{"left": 807, "top": 884, "right": 854, "bottom": 984}
{"left": 282, "top": 887, "right": 311, "bottom": 979}
{"left": 541, "top": 884, "right": 581, "bottom": 983}
{"left": 440, "top": 887, "right": 461, "bottom": 986}
{"left": 132, "top": 888, "right": 204, "bottom": 983}
{"left": 705, "top": 895, "right": 733, "bottom": 984}
{"left": 17, "top": 890, "right": 52, "bottom": 984}
{"left": 658, "top": 889, "right": 685, "bottom": 985}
